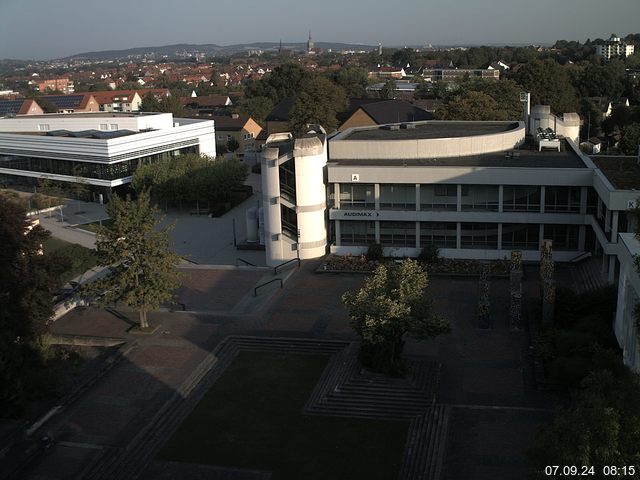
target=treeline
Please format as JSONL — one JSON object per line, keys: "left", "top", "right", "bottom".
{"left": 131, "top": 154, "right": 249, "bottom": 211}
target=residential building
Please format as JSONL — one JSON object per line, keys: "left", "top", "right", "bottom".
{"left": 92, "top": 90, "right": 143, "bottom": 112}
{"left": 422, "top": 68, "right": 499, "bottom": 81}
{"left": 596, "top": 35, "right": 635, "bottom": 60}
{"left": 38, "top": 94, "right": 100, "bottom": 113}
{"left": 183, "top": 95, "right": 233, "bottom": 116}
{"left": 212, "top": 114, "right": 262, "bottom": 154}
{"left": 37, "top": 78, "right": 74, "bottom": 94}
{"left": 265, "top": 97, "right": 294, "bottom": 134}
{"left": 0, "top": 99, "right": 44, "bottom": 117}
{"left": 338, "top": 99, "right": 432, "bottom": 131}
{"left": 368, "top": 67, "right": 406, "bottom": 79}
{"left": 0, "top": 112, "right": 215, "bottom": 198}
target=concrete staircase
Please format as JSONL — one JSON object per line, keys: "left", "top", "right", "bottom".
{"left": 570, "top": 258, "right": 608, "bottom": 294}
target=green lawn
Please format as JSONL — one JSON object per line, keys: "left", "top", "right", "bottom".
{"left": 42, "top": 237, "right": 99, "bottom": 285}
{"left": 158, "top": 352, "right": 409, "bottom": 480}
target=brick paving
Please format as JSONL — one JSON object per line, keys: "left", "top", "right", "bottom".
{"left": 20, "top": 262, "right": 562, "bottom": 480}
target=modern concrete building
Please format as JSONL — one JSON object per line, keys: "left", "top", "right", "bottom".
{"left": 0, "top": 112, "right": 215, "bottom": 197}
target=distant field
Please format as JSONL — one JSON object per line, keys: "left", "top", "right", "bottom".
{"left": 158, "top": 351, "right": 409, "bottom": 480}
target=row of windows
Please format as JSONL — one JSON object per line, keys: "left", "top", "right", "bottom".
{"left": 339, "top": 221, "right": 580, "bottom": 250}
{"left": 0, "top": 145, "right": 198, "bottom": 181}
{"left": 336, "top": 184, "right": 584, "bottom": 213}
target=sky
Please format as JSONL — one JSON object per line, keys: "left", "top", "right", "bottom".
{"left": 0, "top": 0, "right": 639, "bottom": 60}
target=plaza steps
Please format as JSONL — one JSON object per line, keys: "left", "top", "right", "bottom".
{"left": 570, "top": 258, "right": 608, "bottom": 294}
{"left": 399, "top": 404, "right": 451, "bottom": 480}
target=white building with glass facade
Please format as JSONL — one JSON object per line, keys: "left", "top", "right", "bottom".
{"left": 0, "top": 112, "right": 215, "bottom": 197}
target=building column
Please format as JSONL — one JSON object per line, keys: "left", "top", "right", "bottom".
{"left": 456, "top": 222, "right": 461, "bottom": 249}
{"left": 374, "top": 184, "right": 380, "bottom": 210}
{"left": 334, "top": 183, "right": 341, "bottom": 209}
{"left": 415, "top": 221, "right": 420, "bottom": 249}
{"left": 611, "top": 211, "right": 619, "bottom": 242}
{"left": 335, "top": 220, "right": 341, "bottom": 247}
{"left": 375, "top": 220, "right": 380, "bottom": 243}
{"left": 605, "top": 208, "right": 611, "bottom": 233}
{"left": 457, "top": 185, "right": 462, "bottom": 212}
{"left": 498, "top": 185, "right": 504, "bottom": 213}
{"left": 539, "top": 224, "right": 545, "bottom": 249}
{"left": 579, "top": 186, "right": 588, "bottom": 215}
{"left": 497, "top": 223, "right": 503, "bottom": 250}
{"left": 540, "top": 186, "right": 546, "bottom": 213}
{"left": 415, "top": 183, "right": 420, "bottom": 212}
{"left": 608, "top": 255, "right": 616, "bottom": 284}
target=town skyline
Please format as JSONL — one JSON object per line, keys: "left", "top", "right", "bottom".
{"left": 1, "top": 0, "right": 639, "bottom": 60}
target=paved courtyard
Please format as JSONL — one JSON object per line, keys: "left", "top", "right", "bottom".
{"left": 19, "top": 260, "right": 561, "bottom": 480}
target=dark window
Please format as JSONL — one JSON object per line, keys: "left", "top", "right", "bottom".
{"left": 420, "top": 222, "right": 457, "bottom": 248}
{"left": 503, "top": 186, "right": 541, "bottom": 212}
{"left": 543, "top": 224, "right": 579, "bottom": 250}
{"left": 380, "top": 184, "right": 415, "bottom": 210}
{"left": 461, "top": 223, "right": 498, "bottom": 249}
{"left": 340, "top": 221, "right": 376, "bottom": 245}
{"left": 380, "top": 221, "right": 416, "bottom": 247}
{"left": 461, "top": 185, "right": 499, "bottom": 211}
{"left": 502, "top": 223, "right": 539, "bottom": 250}
{"left": 340, "top": 184, "right": 375, "bottom": 210}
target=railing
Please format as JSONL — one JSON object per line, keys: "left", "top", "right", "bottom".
{"left": 254, "top": 278, "right": 283, "bottom": 296}
{"left": 274, "top": 257, "right": 300, "bottom": 275}
{"left": 236, "top": 258, "right": 256, "bottom": 267}
{"left": 569, "top": 252, "right": 592, "bottom": 263}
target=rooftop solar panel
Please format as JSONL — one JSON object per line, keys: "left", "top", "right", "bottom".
{"left": 0, "top": 100, "right": 24, "bottom": 116}
{"left": 41, "top": 95, "right": 84, "bottom": 109}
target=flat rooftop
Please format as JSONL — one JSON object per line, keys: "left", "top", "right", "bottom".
{"left": 342, "top": 121, "right": 520, "bottom": 141}
{"left": 2, "top": 112, "right": 160, "bottom": 119}
{"left": 330, "top": 140, "right": 586, "bottom": 169}
{"left": 592, "top": 156, "right": 640, "bottom": 190}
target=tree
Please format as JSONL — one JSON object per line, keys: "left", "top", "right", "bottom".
{"left": 90, "top": 191, "right": 181, "bottom": 328}
{"left": 619, "top": 123, "right": 640, "bottom": 156}
{"left": 379, "top": 79, "right": 396, "bottom": 100}
{"left": 333, "top": 66, "right": 369, "bottom": 98}
{"left": 226, "top": 137, "right": 240, "bottom": 153}
{"left": 0, "top": 196, "right": 56, "bottom": 415}
{"left": 436, "top": 90, "right": 508, "bottom": 121}
{"left": 237, "top": 95, "right": 274, "bottom": 126}
{"left": 244, "top": 63, "right": 311, "bottom": 104}
{"left": 342, "top": 259, "right": 450, "bottom": 374}
{"left": 511, "top": 59, "right": 579, "bottom": 113}
{"left": 288, "top": 76, "right": 346, "bottom": 134}
{"left": 139, "top": 92, "right": 161, "bottom": 112}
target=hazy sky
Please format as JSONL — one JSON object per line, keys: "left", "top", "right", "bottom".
{"left": 1, "top": 0, "right": 639, "bottom": 60}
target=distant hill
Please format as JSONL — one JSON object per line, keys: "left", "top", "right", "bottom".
{"left": 61, "top": 42, "right": 379, "bottom": 61}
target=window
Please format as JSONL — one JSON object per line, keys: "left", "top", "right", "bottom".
{"left": 340, "top": 184, "right": 374, "bottom": 210}
{"left": 281, "top": 205, "right": 298, "bottom": 240}
{"left": 420, "top": 184, "right": 457, "bottom": 210}
{"left": 109, "top": 124, "right": 118, "bottom": 130}
{"left": 380, "top": 221, "right": 416, "bottom": 247}
{"left": 340, "top": 221, "right": 375, "bottom": 245}
{"left": 503, "top": 186, "right": 541, "bottom": 212}
{"left": 461, "top": 223, "right": 498, "bottom": 249}
{"left": 37, "top": 124, "right": 50, "bottom": 131}
{"left": 420, "top": 222, "right": 457, "bottom": 248}
{"left": 380, "top": 184, "right": 415, "bottom": 209}
{"left": 461, "top": 185, "right": 499, "bottom": 211}
{"left": 544, "top": 186, "right": 581, "bottom": 213}
{"left": 543, "top": 224, "right": 579, "bottom": 250}
{"left": 502, "top": 224, "right": 539, "bottom": 250}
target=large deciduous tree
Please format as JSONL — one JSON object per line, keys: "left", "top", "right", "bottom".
{"left": 511, "top": 59, "right": 579, "bottom": 114}
{"left": 342, "top": 259, "right": 450, "bottom": 374}
{"left": 90, "top": 191, "right": 181, "bottom": 328}
{"left": 0, "top": 196, "right": 56, "bottom": 415}
{"left": 288, "top": 76, "right": 346, "bottom": 135}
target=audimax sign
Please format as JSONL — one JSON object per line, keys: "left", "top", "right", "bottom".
{"left": 342, "top": 211, "right": 380, "bottom": 217}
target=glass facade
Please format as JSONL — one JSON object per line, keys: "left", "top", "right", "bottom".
{"left": 279, "top": 159, "right": 296, "bottom": 203}
{"left": 380, "top": 221, "right": 416, "bottom": 247}
{"left": 543, "top": 224, "right": 579, "bottom": 250}
{"left": 0, "top": 145, "right": 198, "bottom": 181}
{"left": 503, "top": 186, "right": 541, "bottom": 212}
{"left": 461, "top": 223, "right": 498, "bottom": 249}
{"left": 420, "top": 222, "right": 457, "bottom": 248}
{"left": 340, "top": 221, "right": 376, "bottom": 246}
{"left": 380, "top": 184, "right": 415, "bottom": 210}
{"left": 340, "top": 184, "right": 375, "bottom": 210}
{"left": 544, "top": 186, "right": 581, "bottom": 213}
{"left": 280, "top": 204, "right": 298, "bottom": 240}
{"left": 502, "top": 223, "right": 539, "bottom": 250}
{"left": 461, "top": 185, "right": 499, "bottom": 211}
{"left": 420, "top": 184, "right": 457, "bottom": 210}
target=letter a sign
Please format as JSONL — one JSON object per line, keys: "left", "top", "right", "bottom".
{"left": 351, "top": 174, "right": 360, "bottom": 182}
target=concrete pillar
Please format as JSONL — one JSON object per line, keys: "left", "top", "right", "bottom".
{"left": 415, "top": 221, "right": 420, "bottom": 249}
{"left": 539, "top": 224, "right": 545, "bottom": 250}
{"left": 335, "top": 220, "right": 341, "bottom": 246}
{"left": 540, "top": 186, "right": 545, "bottom": 213}
{"left": 375, "top": 220, "right": 380, "bottom": 243}
{"left": 498, "top": 185, "right": 504, "bottom": 213}
{"left": 334, "top": 183, "right": 340, "bottom": 209}
{"left": 374, "top": 184, "right": 380, "bottom": 210}
{"left": 457, "top": 184, "right": 462, "bottom": 212}
{"left": 578, "top": 225, "right": 586, "bottom": 252}
{"left": 608, "top": 255, "right": 616, "bottom": 284}
{"left": 580, "top": 186, "right": 587, "bottom": 215}
{"left": 415, "top": 183, "right": 420, "bottom": 212}
{"left": 611, "top": 211, "right": 619, "bottom": 241}
{"left": 497, "top": 223, "right": 503, "bottom": 250}
{"left": 456, "top": 222, "right": 462, "bottom": 249}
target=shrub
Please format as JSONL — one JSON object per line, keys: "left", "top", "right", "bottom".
{"left": 366, "top": 243, "right": 384, "bottom": 262}
{"left": 418, "top": 243, "right": 440, "bottom": 264}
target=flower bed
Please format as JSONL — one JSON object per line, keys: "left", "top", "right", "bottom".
{"left": 320, "top": 254, "right": 510, "bottom": 276}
